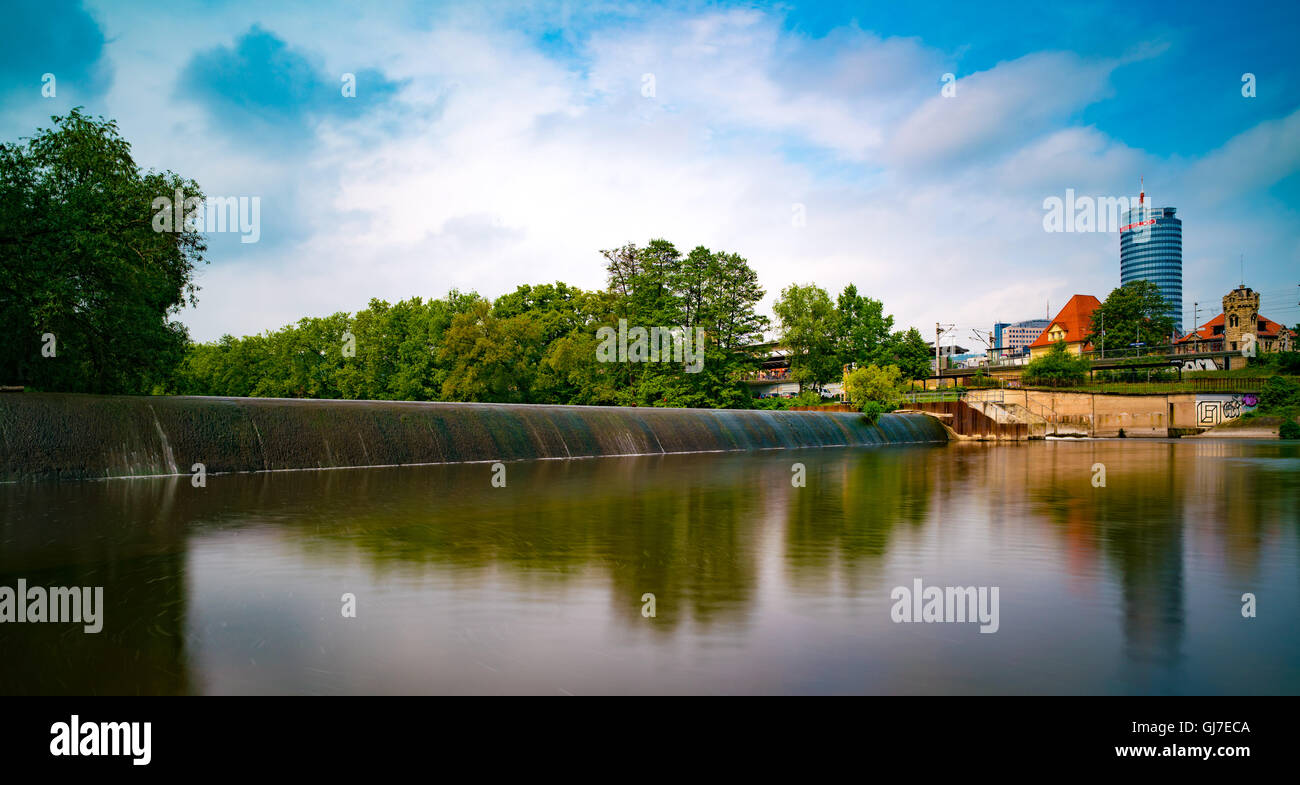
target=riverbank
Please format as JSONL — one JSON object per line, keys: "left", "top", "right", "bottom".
{"left": 0, "top": 393, "right": 949, "bottom": 481}
{"left": 1187, "top": 415, "right": 1285, "bottom": 439}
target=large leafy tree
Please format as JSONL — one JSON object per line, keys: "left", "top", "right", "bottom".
{"left": 1086, "top": 280, "right": 1176, "bottom": 352}
{"left": 439, "top": 299, "right": 546, "bottom": 403}
{"left": 879, "top": 327, "right": 934, "bottom": 380}
{"left": 773, "top": 283, "right": 839, "bottom": 393}
{"left": 835, "top": 284, "right": 894, "bottom": 368}
{"left": 0, "top": 109, "right": 205, "bottom": 393}
{"left": 597, "top": 240, "right": 766, "bottom": 407}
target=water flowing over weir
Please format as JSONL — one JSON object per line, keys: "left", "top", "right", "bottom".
{"left": 0, "top": 394, "right": 948, "bottom": 481}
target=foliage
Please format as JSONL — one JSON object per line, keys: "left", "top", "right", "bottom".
{"left": 0, "top": 109, "right": 204, "bottom": 393}
{"left": 842, "top": 363, "right": 904, "bottom": 411}
{"left": 773, "top": 283, "right": 839, "bottom": 393}
{"left": 879, "top": 327, "right": 934, "bottom": 380}
{"left": 1086, "top": 280, "right": 1176, "bottom": 352}
{"left": 1249, "top": 351, "right": 1300, "bottom": 375}
{"left": 1022, "top": 341, "right": 1090, "bottom": 387}
{"left": 170, "top": 239, "right": 770, "bottom": 409}
{"left": 835, "top": 284, "right": 894, "bottom": 368}
{"left": 1258, "top": 375, "right": 1300, "bottom": 410}
{"left": 860, "top": 401, "right": 886, "bottom": 425}
{"left": 1092, "top": 365, "right": 1178, "bottom": 383}
{"left": 601, "top": 240, "right": 768, "bottom": 407}
{"left": 1280, "top": 419, "right": 1300, "bottom": 440}
{"left": 751, "top": 390, "right": 826, "bottom": 410}
{"left": 965, "top": 371, "right": 1003, "bottom": 389}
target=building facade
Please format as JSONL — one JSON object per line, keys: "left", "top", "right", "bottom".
{"left": 993, "top": 322, "right": 1009, "bottom": 354}
{"left": 1120, "top": 202, "right": 1183, "bottom": 334}
{"left": 997, "top": 319, "right": 1050, "bottom": 356}
{"left": 1176, "top": 285, "right": 1296, "bottom": 355}
{"left": 1027, "top": 294, "right": 1102, "bottom": 358}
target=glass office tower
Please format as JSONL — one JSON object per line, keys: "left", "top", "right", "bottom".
{"left": 1120, "top": 204, "right": 1183, "bottom": 336}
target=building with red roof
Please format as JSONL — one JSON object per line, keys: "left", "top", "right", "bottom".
{"left": 1028, "top": 294, "right": 1102, "bottom": 358}
{"left": 1176, "top": 285, "right": 1294, "bottom": 355}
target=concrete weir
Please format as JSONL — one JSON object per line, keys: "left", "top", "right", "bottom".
{"left": 0, "top": 394, "right": 950, "bottom": 481}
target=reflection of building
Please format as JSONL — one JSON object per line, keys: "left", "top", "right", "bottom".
{"left": 1176, "top": 285, "right": 1295, "bottom": 354}
{"left": 1027, "top": 294, "right": 1101, "bottom": 358}
{"left": 995, "top": 319, "right": 1050, "bottom": 357}
{"left": 1120, "top": 186, "right": 1183, "bottom": 334}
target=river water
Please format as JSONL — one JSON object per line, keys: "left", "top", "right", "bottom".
{"left": 2, "top": 439, "right": 1297, "bottom": 695}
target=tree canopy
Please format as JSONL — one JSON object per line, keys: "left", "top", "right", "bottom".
{"left": 1086, "top": 280, "right": 1176, "bottom": 351}
{"left": 1022, "top": 341, "right": 1090, "bottom": 387}
{"left": 0, "top": 109, "right": 205, "bottom": 392}
{"left": 2, "top": 110, "right": 936, "bottom": 409}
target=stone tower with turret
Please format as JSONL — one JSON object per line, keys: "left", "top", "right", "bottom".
{"left": 1222, "top": 285, "right": 1260, "bottom": 354}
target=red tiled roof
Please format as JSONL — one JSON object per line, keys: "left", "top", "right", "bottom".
{"left": 1027, "top": 294, "right": 1102, "bottom": 349}
{"left": 1176, "top": 313, "right": 1295, "bottom": 343}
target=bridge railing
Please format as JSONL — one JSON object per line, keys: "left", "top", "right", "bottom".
{"left": 904, "top": 389, "right": 967, "bottom": 404}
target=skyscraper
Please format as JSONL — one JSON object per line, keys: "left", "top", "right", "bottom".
{"left": 1120, "top": 180, "right": 1183, "bottom": 335}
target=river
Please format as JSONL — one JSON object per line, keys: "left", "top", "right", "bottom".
{"left": 2, "top": 438, "right": 1296, "bottom": 694}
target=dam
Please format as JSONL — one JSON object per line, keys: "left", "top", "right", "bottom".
{"left": 0, "top": 394, "right": 949, "bottom": 482}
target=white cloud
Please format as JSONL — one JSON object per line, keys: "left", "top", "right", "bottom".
{"left": 64, "top": 4, "right": 1291, "bottom": 343}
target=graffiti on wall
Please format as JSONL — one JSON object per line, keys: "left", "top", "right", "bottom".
{"left": 1196, "top": 393, "right": 1259, "bottom": 426}
{"left": 1181, "top": 358, "right": 1221, "bottom": 372}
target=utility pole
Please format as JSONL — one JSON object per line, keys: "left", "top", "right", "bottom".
{"left": 1192, "top": 302, "right": 1199, "bottom": 351}
{"left": 970, "top": 328, "right": 998, "bottom": 371}
{"left": 936, "top": 323, "right": 942, "bottom": 383}
{"left": 935, "top": 322, "right": 955, "bottom": 386}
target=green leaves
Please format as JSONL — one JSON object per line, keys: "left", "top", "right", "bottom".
{"left": 0, "top": 108, "right": 205, "bottom": 393}
{"left": 1087, "top": 280, "right": 1176, "bottom": 351}
{"left": 843, "top": 363, "right": 905, "bottom": 411}
{"left": 773, "top": 283, "right": 839, "bottom": 393}
{"left": 1023, "top": 340, "right": 1090, "bottom": 387}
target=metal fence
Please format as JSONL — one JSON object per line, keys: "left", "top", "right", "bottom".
{"left": 903, "top": 390, "right": 967, "bottom": 403}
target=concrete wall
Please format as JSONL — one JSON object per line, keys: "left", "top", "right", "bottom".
{"left": 964, "top": 389, "right": 1264, "bottom": 436}
{"left": 0, "top": 393, "right": 950, "bottom": 482}
{"left": 966, "top": 390, "right": 1168, "bottom": 436}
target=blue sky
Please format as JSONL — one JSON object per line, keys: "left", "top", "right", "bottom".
{"left": 3, "top": 0, "right": 1297, "bottom": 342}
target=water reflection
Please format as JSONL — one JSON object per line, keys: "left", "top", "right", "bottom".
{"left": 1, "top": 440, "right": 1297, "bottom": 694}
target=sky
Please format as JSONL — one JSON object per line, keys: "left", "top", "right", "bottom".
{"left": 3, "top": 0, "right": 1298, "bottom": 346}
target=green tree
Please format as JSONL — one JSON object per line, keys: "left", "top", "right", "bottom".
{"left": 1087, "top": 280, "right": 1176, "bottom": 353}
{"left": 1022, "top": 340, "right": 1090, "bottom": 387}
{"left": 880, "top": 327, "right": 933, "bottom": 380}
{"left": 835, "top": 284, "right": 894, "bottom": 368}
{"left": 599, "top": 240, "right": 767, "bottom": 407}
{"left": 842, "top": 363, "right": 905, "bottom": 411}
{"left": 0, "top": 109, "right": 206, "bottom": 392}
{"left": 773, "top": 283, "right": 839, "bottom": 393}
{"left": 439, "top": 299, "right": 544, "bottom": 402}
